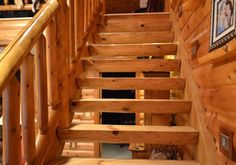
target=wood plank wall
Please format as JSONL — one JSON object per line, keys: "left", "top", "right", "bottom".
{"left": 171, "top": 0, "right": 236, "bottom": 164}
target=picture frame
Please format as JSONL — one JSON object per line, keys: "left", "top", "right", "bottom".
{"left": 209, "top": 0, "right": 236, "bottom": 51}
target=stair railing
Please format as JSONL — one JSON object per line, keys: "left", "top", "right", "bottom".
{"left": 0, "top": 0, "right": 39, "bottom": 11}
{"left": 0, "top": 0, "right": 103, "bottom": 164}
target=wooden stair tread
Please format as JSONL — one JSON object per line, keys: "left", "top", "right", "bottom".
{"left": 64, "top": 142, "right": 94, "bottom": 151}
{"left": 89, "top": 43, "right": 177, "bottom": 56}
{"left": 105, "top": 12, "right": 170, "bottom": 24}
{"left": 83, "top": 59, "right": 181, "bottom": 72}
{"left": 58, "top": 124, "right": 199, "bottom": 144}
{"left": 71, "top": 99, "right": 191, "bottom": 114}
{"left": 77, "top": 77, "right": 185, "bottom": 90}
{"left": 50, "top": 158, "right": 201, "bottom": 165}
{"left": 105, "top": 12, "right": 170, "bottom": 17}
{"left": 62, "top": 150, "right": 94, "bottom": 158}
{"left": 0, "top": 18, "right": 30, "bottom": 46}
{"left": 0, "top": 18, "right": 30, "bottom": 30}
{"left": 94, "top": 31, "right": 174, "bottom": 44}
{"left": 98, "top": 22, "right": 172, "bottom": 32}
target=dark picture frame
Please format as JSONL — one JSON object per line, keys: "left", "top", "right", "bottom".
{"left": 210, "top": 0, "right": 236, "bottom": 51}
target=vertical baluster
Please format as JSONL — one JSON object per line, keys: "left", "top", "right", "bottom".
{"left": 69, "top": 0, "right": 75, "bottom": 63}
{"left": 21, "top": 54, "right": 36, "bottom": 164}
{"left": 34, "top": 35, "right": 48, "bottom": 135}
{"left": 89, "top": 0, "right": 91, "bottom": 23}
{"left": 24, "top": 0, "right": 30, "bottom": 4}
{"left": 45, "top": 20, "right": 59, "bottom": 110}
{"left": 84, "top": 0, "right": 87, "bottom": 32}
{"left": 92, "top": 0, "right": 95, "bottom": 16}
{"left": 4, "top": 0, "right": 8, "bottom": 5}
{"left": 79, "top": 0, "right": 85, "bottom": 44}
{"left": 36, "top": 20, "right": 59, "bottom": 164}
{"left": 84, "top": 0, "right": 88, "bottom": 30}
{"left": 75, "top": 0, "right": 85, "bottom": 55}
{"left": 87, "top": 0, "right": 90, "bottom": 29}
{"left": 2, "top": 78, "right": 21, "bottom": 165}
{"left": 101, "top": 0, "right": 106, "bottom": 24}
{"left": 94, "top": 0, "right": 96, "bottom": 12}
{"left": 89, "top": 0, "right": 92, "bottom": 23}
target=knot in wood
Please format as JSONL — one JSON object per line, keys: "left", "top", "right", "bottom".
{"left": 122, "top": 107, "right": 129, "bottom": 112}
{"left": 112, "top": 131, "right": 119, "bottom": 135}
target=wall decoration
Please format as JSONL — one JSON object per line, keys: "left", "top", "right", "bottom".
{"left": 210, "top": 0, "right": 236, "bottom": 51}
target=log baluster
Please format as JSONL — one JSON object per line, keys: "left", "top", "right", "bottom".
{"left": 45, "top": 20, "right": 59, "bottom": 111}
{"left": 2, "top": 77, "right": 21, "bottom": 164}
{"left": 75, "top": 0, "right": 85, "bottom": 56}
{"left": 101, "top": 0, "right": 106, "bottom": 24}
{"left": 69, "top": 0, "right": 75, "bottom": 63}
{"left": 21, "top": 54, "right": 36, "bottom": 164}
{"left": 4, "top": 0, "right": 8, "bottom": 5}
{"left": 34, "top": 35, "right": 48, "bottom": 135}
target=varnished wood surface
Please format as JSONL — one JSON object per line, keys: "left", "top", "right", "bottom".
{"left": 94, "top": 31, "right": 174, "bottom": 44}
{"left": 0, "top": 0, "right": 59, "bottom": 93}
{"left": 71, "top": 99, "right": 191, "bottom": 114}
{"left": 105, "top": 12, "right": 170, "bottom": 23}
{"left": 89, "top": 43, "right": 177, "bottom": 56}
{"left": 98, "top": 22, "right": 172, "bottom": 32}
{"left": 58, "top": 124, "right": 199, "bottom": 144}
{"left": 77, "top": 77, "right": 185, "bottom": 90}
{"left": 83, "top": 59, "right": 181, "bottom": 72}
{"left": 50, "top": 158, "right": 201, "bottom": 165}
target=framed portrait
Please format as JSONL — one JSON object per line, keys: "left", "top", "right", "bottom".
{"left": 209, "top": 0, "right": 236, "bottom": 51}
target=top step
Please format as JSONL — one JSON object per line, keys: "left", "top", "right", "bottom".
{"left": 105, "top": 12, "right": 170, "bottom": 24}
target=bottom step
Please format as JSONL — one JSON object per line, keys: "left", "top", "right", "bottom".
{"left": 50, "top": 158, "right": 201, "bottom": 165}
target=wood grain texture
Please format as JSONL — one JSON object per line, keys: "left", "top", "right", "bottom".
{"left": 50, "top": 158, "right": 201, "bottom": 165}
{"left": 2, "top": 78, "right": 21, "bottom": 165}
{"left": 71, "top": 99, "right": 191, "bottom": 114}
{"left": 58, "top": 124, "right": 199, "bottom": 144}
{"left": 83, "top": 59, "right": 181, "bottom": 72}
{"left": 105, "top": 12, "right": 170, "bottom": 24}
{"left": 34, "top": 35, "right": 48, "bottom": 135}
{"left": 0, "top": 0, "right": 59, "bottom": 93}
{"left": 77, "top": 77, "right": 185, "bottom": 90}
{"left": 21, "top": 55, "right": 36, "bottom": 164}
{"left": 94, "top": 31, "right": 174, "bottom": 44}
{"left": 45, "top": 20, "right": 59, "bottom": 110}
{"left": 172, "top": 1, "right": 218, "bottom": 165}
{"left": 89, "top": 43, "right": 177, "bottom": 56}
{"left": 0, "top": 18, "right": 29, "bottom": 30}
{"left": 98, "top": 22, "right": 172, "bottom": 32}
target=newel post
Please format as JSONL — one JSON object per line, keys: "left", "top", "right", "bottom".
{"left": 55, "top": 0, "right": 71, "bottom": 128}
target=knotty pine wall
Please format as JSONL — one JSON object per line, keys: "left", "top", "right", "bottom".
{"left": 171, "top": 0, "right": 236, "bottom": 164}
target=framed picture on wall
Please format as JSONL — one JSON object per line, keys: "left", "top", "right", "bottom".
{"left": 210, "top": 0, "right": 236, "bottom": 51}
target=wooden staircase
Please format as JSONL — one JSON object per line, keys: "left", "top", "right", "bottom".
{"left": 54, "top": 12, "right": 201, "bottom": 165}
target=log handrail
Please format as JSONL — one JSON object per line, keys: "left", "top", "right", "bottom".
{"left": 0, "top": 4, "right": 45, "bottom": 11}
{"left": 0, "top": 0, "right": 58, "bottom": 93}
{"left": 0, "top": 0, "right": 104, "bottom": 164}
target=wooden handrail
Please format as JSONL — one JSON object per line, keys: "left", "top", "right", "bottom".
{"left": 0, "top": 0, "right": 104, "bottom": 164}
{"left": 0, "top": 4, "right": 45, "bottom": 11}
{"left": 0, "top": 0, "right": 58, "bottom": 93}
